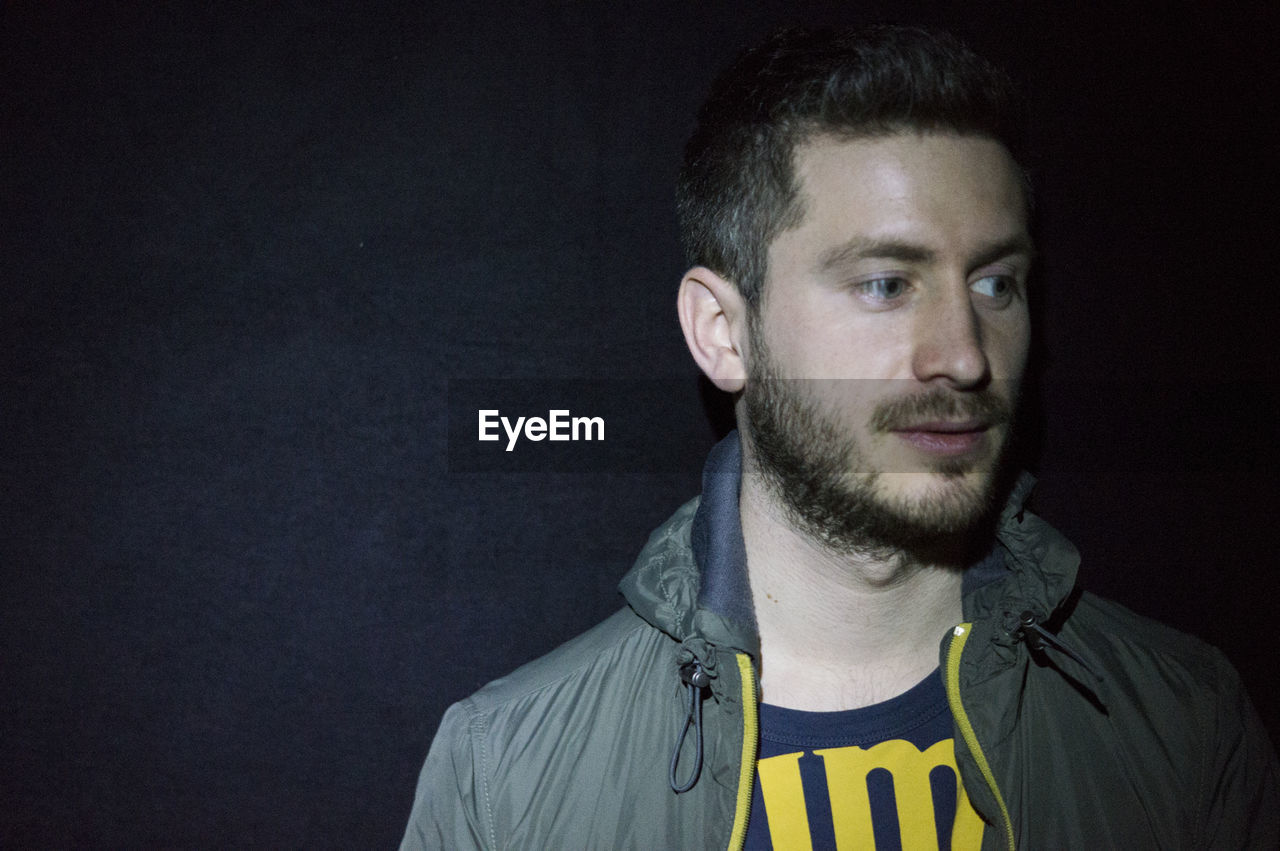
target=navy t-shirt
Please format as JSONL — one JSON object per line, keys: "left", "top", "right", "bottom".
{"left": 742, "top": 668, "right": 984, "bottom": 850}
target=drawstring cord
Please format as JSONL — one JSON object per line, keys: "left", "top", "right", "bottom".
{"left": 669, "top": 660, "right": 710, "bottom": 793}
{"left": 1018, "top": 610, "right": 1104, "bottom": 682}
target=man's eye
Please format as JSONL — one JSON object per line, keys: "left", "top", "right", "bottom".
{"left": 859, "top": 278, "right": 907, "bottom": 300}
{"left": 971, "top": 275, "right": 1013, "bottom": 300}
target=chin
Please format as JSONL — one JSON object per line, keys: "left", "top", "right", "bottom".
{"left": 869, "top": 470, "right": 995, "bottom": 534}
{"left": 877, "top": 466, "right": 990, "bottom": 502}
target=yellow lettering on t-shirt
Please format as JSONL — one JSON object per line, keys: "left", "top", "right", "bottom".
{"left": 757, "top": 738, "right": 985, "bottom": 849}
{"left": 756, "top": 750, "right": 814, "bottom": 850}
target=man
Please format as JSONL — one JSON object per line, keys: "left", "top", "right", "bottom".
{"left": 402, "top": 26, "right": 1279, "bottom": 849}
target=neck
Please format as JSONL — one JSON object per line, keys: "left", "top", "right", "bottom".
{"left": 739, "top": 469, "right": 965, "bottom": 711}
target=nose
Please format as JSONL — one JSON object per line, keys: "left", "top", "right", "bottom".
{"left": 910, "top": 294, "right": 990, "bottom": 389}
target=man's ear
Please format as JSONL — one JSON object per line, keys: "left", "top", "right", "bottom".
{"left": 677, "top": 266, "right": 750, "bottom": 393}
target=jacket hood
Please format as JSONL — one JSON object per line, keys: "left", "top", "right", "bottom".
{"left": 618, "top": 432, "right": 1081, "bottom": 663}
{"left": 618, "top": 435, "right": 760, "bottom": 659}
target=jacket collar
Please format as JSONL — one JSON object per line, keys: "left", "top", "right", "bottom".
{"left": 617, "top": 434, "right": 759, "bottom": 658}
{"left": 688, "top": 434, "right": 759, "bottom": 647}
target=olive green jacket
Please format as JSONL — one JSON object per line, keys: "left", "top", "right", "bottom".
{"left": 402, "top": 456, "right": 1278, "bottom": 849}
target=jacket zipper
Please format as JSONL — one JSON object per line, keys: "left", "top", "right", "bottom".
{"left": 726, "top": 652, "right": 758, "bottom": 851}
{"left": 945, "top": 623, "right": 1015, "bottom": 851}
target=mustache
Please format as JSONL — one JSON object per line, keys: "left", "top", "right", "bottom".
{"left": 869, "top": 387, "right": 1013, "bottom": 432}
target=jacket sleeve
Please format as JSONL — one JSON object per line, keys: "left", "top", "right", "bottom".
{"left": 400, "top": 701, "right": 491, "bottom": 851}
{"left": 1197, "top": 652, "right": 1280, "bottom": 850}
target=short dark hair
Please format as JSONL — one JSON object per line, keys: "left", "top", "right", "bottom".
{"left": 676, "top": 25, "right": 1026, "bottom": 305}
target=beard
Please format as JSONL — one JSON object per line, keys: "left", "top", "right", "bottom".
{"left": 743, "top": 332, "right": 1021, "bottom": 563}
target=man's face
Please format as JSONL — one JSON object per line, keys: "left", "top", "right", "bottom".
{"left": 742, "top": 132, "right": 1032, "bottom": 556}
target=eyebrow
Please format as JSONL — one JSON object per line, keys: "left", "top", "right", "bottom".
{"left": 816, "top": 234, "right": 1036, "bottom": 273}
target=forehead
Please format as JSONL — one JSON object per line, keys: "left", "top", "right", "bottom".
{"left": 779, "top": 132, "right": 1029, "bottom": 265}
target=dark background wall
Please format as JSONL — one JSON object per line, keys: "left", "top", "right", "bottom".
{"left": 3, "top": 2, "right": 1276, "bottom": 846}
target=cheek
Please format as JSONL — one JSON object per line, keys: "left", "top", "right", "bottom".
{"left": 785, "top": 335, "right": 904, "bottom": 380}
{"left": 775, "top": 303, "right": 908, "bottom": 379}
{"left": 991, "top": 312, "right": 1032, "bottom": 381}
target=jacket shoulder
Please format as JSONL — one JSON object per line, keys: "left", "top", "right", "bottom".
{"left": 463, "top": 606, "right": 662, "bottom": 714}
{"left": 403, "top": 607, "right": 688, "bottom": 849}
{"left": 1068, "top": 590, "right": 1248, "bottom": 718}
{"left": 1064, "top": 592, "right": 1279, "bottom": 847}
{"left": 1073, "top": 591, "right": 1224, "bottom": 666}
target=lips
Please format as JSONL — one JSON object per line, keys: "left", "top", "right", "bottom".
{"left": 891, "top": 420, "right": 991, "bottom": 456}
